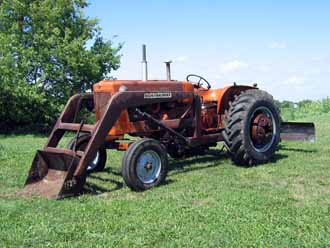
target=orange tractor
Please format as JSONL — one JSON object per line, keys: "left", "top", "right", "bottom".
{"left": 23, "top": 45, "right": 315, "bottom": 199}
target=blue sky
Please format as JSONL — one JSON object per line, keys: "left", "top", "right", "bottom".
{"left": 86, "top": 1, "right": 330, "bottom": 101}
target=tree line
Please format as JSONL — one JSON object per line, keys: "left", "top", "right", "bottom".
{"left": 0, "top": 0, "right": 122, "bottom": 133}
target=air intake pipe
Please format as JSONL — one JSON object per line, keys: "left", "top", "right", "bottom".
{"left": 141, "top": 44, "right": 148, "bottom": 81}
{"left": 164, "top": 60, "right": 172, "bottom": 81}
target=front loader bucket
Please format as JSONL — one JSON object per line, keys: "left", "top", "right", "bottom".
{"left": 22, "top": 149, "right": 85, "bottom": 199}
{"left": 280, "top": 122, "right": 315, "bottom": 142}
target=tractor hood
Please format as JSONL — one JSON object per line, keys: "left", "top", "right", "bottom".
{"left": 93, "top": 80, "right": 194, "bottom": 94}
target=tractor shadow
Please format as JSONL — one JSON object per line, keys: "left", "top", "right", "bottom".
{"left": 268, "top": 153, "right": 288, "bottom": 164}
{"left": 82, "top": 148, "right": 289, "bottom": 196}
{"left": 168, "top": 149, "right": 229, "bottom": 176}
{"left": 168, "top": 149, "right": 289, "bottom": 172}
{"left": 83, "top": 167, "right": 176, "bottom": 196}
{"left": 83, "top": 167, "right": 123, "bottom": 195}
{"left": 277, "top": 144, "right": 317, "bottom": 154}
{"left": 82, "top": 151, "right": 227, "bottom": 196}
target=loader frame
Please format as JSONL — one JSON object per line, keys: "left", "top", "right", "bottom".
{"left": 24, "top": 90, "right": 226, "bottom": 199}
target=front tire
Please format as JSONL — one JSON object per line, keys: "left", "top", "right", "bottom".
{"left": 122, "top": 138, "right": 168, "bottom": 191}
{"left": 224, "top": 89, "right": 281, "bottom": 166}
{"left": 67, "top": 134, "right": 107, "bottom": 173}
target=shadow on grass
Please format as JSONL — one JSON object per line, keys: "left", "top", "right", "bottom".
{"left": 268, "top": 153, "right": 289, "bottom": 163}
{"left": 84, "top": 174, "right": 176, "bottom": 196}
{"left": 84, "top": 180, "right": 123, "bottom": 195}
{"left": 279, "top": 146, "right": 317, "bottom": 153}
{"left": 84, "top": 172, "right": 124, "bottom": 195}
{"left": 168, "top": 150, "right": 228, "bottom": 175}
{"left": 82, "top": 148, "right": 288, "bottom": 196}
{"left": 102, "top": 167, "right": 122, "bottom": 176}
{"left": 82, "top": 150, "right": 227, "bottom": 196}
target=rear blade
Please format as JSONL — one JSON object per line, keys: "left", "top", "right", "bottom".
{"left": 280, "top": 122, "right": 315, "bottom": 142}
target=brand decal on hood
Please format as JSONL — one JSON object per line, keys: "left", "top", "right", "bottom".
{"left": 144, "top": 92, "right": 172, "bottom": 99}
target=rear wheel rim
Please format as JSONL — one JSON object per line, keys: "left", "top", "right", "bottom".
{"left": 136, "top": 150, "right": 161, "bottom": 184}
{"left": 249, "top": 106, "right": 276, "bottom": 152}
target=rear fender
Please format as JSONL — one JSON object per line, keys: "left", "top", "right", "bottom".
{"left": 217, "top": 85, "right": 256, "bottom": 114}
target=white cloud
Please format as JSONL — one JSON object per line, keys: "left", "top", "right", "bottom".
{"left": 220, "top": 60, "right": 249, "bottom": 73}
{"left": 268, "top": 41, "right": 287, "bottom": 49}
{"left": 174, "top": 56, "right": 188, "bottom": 62}
{"left": 311, "top": 56, "right": 324, "bottom": 62}
{"left": 256, "top": 64, "right": 271, "bottom": 73}
{"left": 283, "top": 76, "right": 306, "bottom": 86}
{"left": 305, "top": 68, "right": 322, "bottom": 76}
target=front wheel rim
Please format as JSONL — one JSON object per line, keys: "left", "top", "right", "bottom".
{"left": 249, "top": 106, "right": 276, "bottom": 153}
{"left": 87, "top": 151, "right": 100, "bottom": 171}
{"left": 136, "top": 150, "right": 161, "bottom": 184}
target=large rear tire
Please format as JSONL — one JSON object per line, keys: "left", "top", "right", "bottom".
{"left": 122, "top": 138, "right": 168, "bottom": 191}
{"left": 224, "top": 89, "right": 281, "bottom": 166}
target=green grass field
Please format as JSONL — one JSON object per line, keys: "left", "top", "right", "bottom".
{"left": 1, "top": 113, "right": 330, "bottom": 247}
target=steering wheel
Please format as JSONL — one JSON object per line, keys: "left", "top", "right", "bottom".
{"left": 186, "top": 74, "right": 211, "bottom": 90}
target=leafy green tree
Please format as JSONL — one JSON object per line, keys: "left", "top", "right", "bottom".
{"left": 297, "top": 100, "right": 312, "bottom": 108}
{"left": 0, "top": 0, "right": 121, "bottom": 132}
{"left": 280, "top": 100, "right": 295, "bottom": 109}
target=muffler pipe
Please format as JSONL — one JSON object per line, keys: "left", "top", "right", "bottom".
{"left": 164, "top": 60, "right": 172, "bottom": 81}
{"left": 141, "top": 44, "right": 148, "bottom": 81}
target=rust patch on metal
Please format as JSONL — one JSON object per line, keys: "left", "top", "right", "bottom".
{"left": 21, "top": 169, "right": 68, "bottom": 198}
{"left": 251, "top": 113, "right": 273, "bottom": 145}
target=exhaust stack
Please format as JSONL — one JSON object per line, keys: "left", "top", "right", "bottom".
{"left": 164, "top": 60, "right": 172, "bottom": 80}
{"left": 141, "top": 44, "right": 148, "bottom": 81}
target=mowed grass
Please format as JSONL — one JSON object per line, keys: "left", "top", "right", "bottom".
{"left": 1, "top": 114, "right": 330, "bottom": 247}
